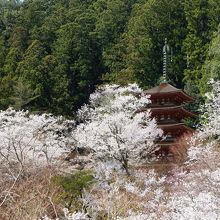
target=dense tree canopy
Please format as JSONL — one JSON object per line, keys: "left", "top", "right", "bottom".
{"left": 0, "top": 0, "right": 220, "bottom": 115}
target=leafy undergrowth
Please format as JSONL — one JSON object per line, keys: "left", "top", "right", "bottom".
{"left": 53, "top": 170, "right": 94, "bottom": 211}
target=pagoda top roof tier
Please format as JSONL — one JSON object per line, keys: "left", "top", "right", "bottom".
{"left": 144, "top": 83, "right": 193, "bottom": 102}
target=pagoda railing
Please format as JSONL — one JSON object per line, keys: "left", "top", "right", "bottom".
{"left": 149, "top": 102, "right": 182, "bottom": 108}
{"left": 157, "top": 119, "right": 182, "bottom": 125}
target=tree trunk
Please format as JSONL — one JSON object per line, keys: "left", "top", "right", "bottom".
{"left": 122, "top": 159, "right": 130, "bottom": 176}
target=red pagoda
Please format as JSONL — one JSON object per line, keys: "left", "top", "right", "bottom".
{"left": 144, "top": 39, "right": 195, "bottom": 154}
{"left": 145, "top": 82, "right": 195, "bottom": 150}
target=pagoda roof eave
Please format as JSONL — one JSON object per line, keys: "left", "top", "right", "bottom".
{"left": 148, "top": 90, "right": 194, "bottom": 102}
{"left": 139, "top": 106, "right": 196, "bottom": 118}
{"left": 157, "top": 143, "right": 175, "bottom": 146}
{"left": 158, "top": 122, "right": 184, "bottom": 128}
{"left": 149, "top": 106, "right": 196, "bottom": 118}
{"left": 158, "top": 123, "right": 195, "bottom": 133}
{"left": 144, "top": 83, "right": 194, "bottom": 102}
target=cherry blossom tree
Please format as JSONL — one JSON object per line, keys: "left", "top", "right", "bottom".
{"left": 0, "top": 108, "right": 75, "bottom": 210}
{"left": 74, "top": 84, "right": 163, "bottom": 175}
{"left": 80, "top": 161, "right": 168, "bottom": 220}
{"left": 193, "top": 79, "right": 220, "bottom": 141}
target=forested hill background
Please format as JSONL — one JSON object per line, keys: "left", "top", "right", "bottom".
{"left": 1, "top": 0, "right": 220, "bottom": 116}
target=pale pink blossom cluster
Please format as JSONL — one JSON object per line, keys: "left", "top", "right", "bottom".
{"left": 0, "top": 108, "right": 75, "bottom": 168}
{"left": 81, "top": 162, "right": 168, "bottom": 220}
{"left": 74, "top": 84, "right": 163, "bottom": 174}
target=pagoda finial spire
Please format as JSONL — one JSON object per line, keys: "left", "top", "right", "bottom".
{"left": 162, "top": 38, "right": 170, "bottom": 83}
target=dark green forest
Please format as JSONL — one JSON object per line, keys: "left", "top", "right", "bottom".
{"left": 1, "top": 0, "right": 220, "bottom": 116}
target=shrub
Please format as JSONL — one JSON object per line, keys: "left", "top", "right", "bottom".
{"left": 53, "top": 170, "right": 94, "bottom": 211}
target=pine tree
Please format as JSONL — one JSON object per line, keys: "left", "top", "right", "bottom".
{"left": 104, "top": 0, "right": 187, "bottom": 88}
{"left": 201, "top": 26, "right": 220, "bottom": 93}
{"left": 183, "top": 0, "right": 210, "bottom": 93}
{"left": 16, "top": 40, "right": 56, "bottom": 111}
{"left": 54, "top": 8, "right": 103, "bottom": 114}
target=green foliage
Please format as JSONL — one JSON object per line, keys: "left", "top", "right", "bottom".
{"left": 10, "top": 78, "right": 39, "bottom": 109}
{"left": 0, "top": 0, "right": 220, "bottom": 115}
{"left": 53, "top": 170, "right": 94, "bottom": 210}
{"left": 54, "top": 10, "right": 103, "bottom": 113}
{"left": 92, "top": 0, "right": 135, "bottom": 47}
{"left": 183, "top": 0, "right": 220, "bottom": 95}
{"left": 0, "top": 75, "right": 16, "bottom": 108}
{"left": 104, "top": 0, "right": 187, "bottom": 88}
{"left": 15, "top": 40, "right": 54, "bottom": 110}
{"left": 0, "top": 34, "right": 6, "bottom": 76}
{"left": 201, "top": 26, "right": 220, "bottom": 93}
{"left": 183, "top": 0, "right": 210, "bottom": 92}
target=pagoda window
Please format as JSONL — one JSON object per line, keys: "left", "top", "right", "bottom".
{"left": 167, "top": 114, "right": 171, "bottom": 120}
{"left": 160, "top": 114, "right": 165, "bottom": 120}
{"left": 161, "top": 98, "right": 165, "bottom": 104}
{"left": 167, "top": 132, "right": 172, "bottom": 138}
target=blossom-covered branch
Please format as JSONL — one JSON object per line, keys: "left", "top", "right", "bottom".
{"left": 74, "top": 84, "right": 163, "bottom": 174}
